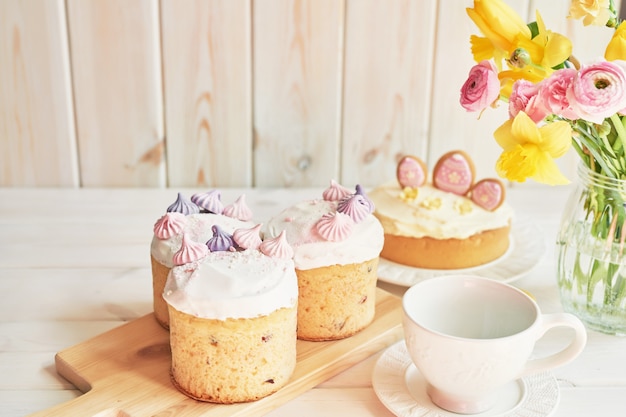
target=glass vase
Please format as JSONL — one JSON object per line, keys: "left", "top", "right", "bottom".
{"left": 557, "top": 163, "right": 626, "bottom": 335}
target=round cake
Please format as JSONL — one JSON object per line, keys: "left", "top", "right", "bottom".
{"left": 263, "top": 181, "right": 384, "bottom": 341}
{"left": 369, "top": 151, "right": 514, "bottom": 269}
{"left": 150, "top": 191, "right": 253, "bottom": 329}
{"left": 163, "top": 226, "right": 298, "bottom": 403}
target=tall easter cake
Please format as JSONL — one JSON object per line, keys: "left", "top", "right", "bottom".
{"left": 163, "top": 225, "right": 298, "bottom": 403}
{"left": 368, "top": 151, "right": 514, "bottom": 269}
{"left": 150, "top": 191, "right": 253, "bottom": 328}
{"left": 263, "top": 182, "right": 384, "bottom": 341}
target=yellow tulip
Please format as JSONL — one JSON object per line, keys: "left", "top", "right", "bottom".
{"left": 605, "top": 21, "right": 626, "bottom": 61}
{"left": 467, "top": 0, "right": 531, "bottom": 61}
{"left": 494, "top": 112, "right": 571, "bottom": 185}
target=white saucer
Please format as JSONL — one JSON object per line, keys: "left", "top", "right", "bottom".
{"left": 377, "top": 216, "right": 544, "bottom": 286}
{"left": 373, "top": 341, "right": 560, "bottom": 417}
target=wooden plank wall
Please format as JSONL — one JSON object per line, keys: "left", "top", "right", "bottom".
{"left": 0, "top": 0, "right": 617, "bottom": 188}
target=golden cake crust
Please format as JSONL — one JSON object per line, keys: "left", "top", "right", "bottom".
{"left": 295, "top": 258, "right": 378, "bottom": 341}
{"left": 168, "top": 304, "right": 297, "bottom": 403}
{"left": 379, "top": 224, "right": 511, "bottom": 269}
{"left": 150, "top": 255, "right": 170, "bottom": 329}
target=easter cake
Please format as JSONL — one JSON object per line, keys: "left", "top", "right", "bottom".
{"left": 150, "top": 191, "right": 254, "bottom": 328}
{"left": 163, "top": 225, "right": 298, "bottom": 403}
{"left": 263, "top": 182, "right": 384, "bottom": 341}
{"left": 368, "top": 151, "right": 514, "bottom": 269}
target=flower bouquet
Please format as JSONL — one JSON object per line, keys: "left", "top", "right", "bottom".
{"left": 460, "top": 0, "right": 626, "bottom": 334}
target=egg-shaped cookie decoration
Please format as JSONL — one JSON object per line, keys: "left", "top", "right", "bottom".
{"left": 432, "top": 150, "right": 475, "bottom": 195}
{"left": 470, "top": 178, "right": 506, "bottom": 211}
{"left": 396, "top": 155, "right": 427, "bottom": 189}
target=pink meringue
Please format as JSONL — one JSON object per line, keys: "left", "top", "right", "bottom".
{"left": 233, "top": 224, "right": 263, "bottom": 250}
{"left": 322, "top": 180, "right": 352, "bottom": 202}
{"left": 260, "top": 230, "right": 294, "bottom": 259}
{"left": 315, "top": 212, "right": 354, "bottom": 242}
{"left": 153, "top": 212, "right": 187, "bottom": 240}
{"left": 172, "top": 234, "right": 209, "bottom": 265}
{"left": 223, "top": 194, "right": 253, "bottom": 221}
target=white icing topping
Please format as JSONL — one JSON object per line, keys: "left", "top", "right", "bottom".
{"left": 263, "top": 199, "right": 384, "bottom": 270}
{"left": 368, "top": 181, "right": 514, "bottom": 239}
{"left": 150, "top": 213, "right": 253, "bottom": 267}
{"left": 163, "top": 250, "right": 298, "bottom": 320}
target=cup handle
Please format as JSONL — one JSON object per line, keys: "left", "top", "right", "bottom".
{"left": 519, "top": 313, "right": 587, "bottom": 378}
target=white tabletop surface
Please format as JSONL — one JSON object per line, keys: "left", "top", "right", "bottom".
{"left": 1, "top": 185, "right": 625, "bottom": 417}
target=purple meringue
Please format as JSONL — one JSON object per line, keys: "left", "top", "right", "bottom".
{"left": 337, "top": 193, "right": 371, "bottom": 223}
{"left": 191, "top": 190, "right": 224, "bottom": 214}
{"left": 355, "top": 184, "right": 375, "bottom": 213}
{"left": 206, "top": 225, "right": 236, "bottom": 252}
{"left": 167, "top": 192, "right": 200, "bottom": 215}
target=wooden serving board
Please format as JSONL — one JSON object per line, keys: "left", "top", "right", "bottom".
{"left": 30, "top": 288, "right": 403, "bottom": 417}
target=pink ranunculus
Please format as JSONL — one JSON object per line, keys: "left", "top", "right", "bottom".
{"left": 567, "top": 60, "right": 626, "bottom": 124}
{"left": 614, "top": 60, "right": 626, "bottom": 115}
{"left": 508, "top": 79, "right": 549, "bottom": 122}
{"left": 460, "top": 60, "right": 500, "bottom": 112}
{"left": 538, "top": 68, "right": 579, "bottom": 120}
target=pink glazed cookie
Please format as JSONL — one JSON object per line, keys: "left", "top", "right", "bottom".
{"left": 470, "top": 179, "right": 506, "bottom": 211}
{"left": 396, "top": 155, "right": 428, "bottom": 189}
{"left": 432, "top": 150, "right": 475, "bottom": 195}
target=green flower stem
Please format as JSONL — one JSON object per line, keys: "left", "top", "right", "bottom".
{"left": 602, "top": 135, "right": 618, "bottom": 159}
{"left": 571, "top": 139, "right": 591, "bottom": 167}
{"left": 610, "top": 114, "right": 626, "bottom": 178}
{"left": 572, "top": 123, "right": 618, "bottom": 177}
{"left": 610, "top": 114, "right": 626, "bottom": 167}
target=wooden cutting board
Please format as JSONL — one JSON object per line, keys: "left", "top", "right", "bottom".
{"left": 30, "top": 287, "right": 403, "bottom": 417}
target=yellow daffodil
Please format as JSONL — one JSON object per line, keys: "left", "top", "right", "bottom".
{"left": 529, "top": 12, "right": 573, "bottom": 69}
{"left": 497, "top": 67, "right": 548, "bottom": 99}
{"left": 494, "top": 112, "right": 571, "bottom": 185}
{"left": 470, "top": 35, "right": 498, "bottom": 63}
{"left": 568, "top": 0, "right": 612, "bottom": 26}
{"left": 467, "top": 0, "right": 531, "bottom": 64}
{"left": 605, "top": 20, "right": 626, "bottom": 60}
{"left": 468, "top": 2, "right": 573, "bottom": 97}
{"left": 502, "top": 12, "right": 572, "bottom": 86}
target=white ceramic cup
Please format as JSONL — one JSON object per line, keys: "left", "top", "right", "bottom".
{"left": 402, "top": 275, "right": 587, "bottom": 414}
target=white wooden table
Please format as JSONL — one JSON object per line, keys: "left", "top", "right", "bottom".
{"left": 1, "top": 185, "right": 625, "bottom": 417}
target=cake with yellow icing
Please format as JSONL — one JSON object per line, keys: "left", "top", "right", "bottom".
{"left": 369, "top": 151, "right": 514, "bottom": 269}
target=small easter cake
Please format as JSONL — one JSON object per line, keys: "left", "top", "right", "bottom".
{"left": 163, "top": 225, "right": 298, "bottom": 403}
{"left": 150, "top": 191, "right": 254, "bottom": 328}
{"left": 263, "top": 182, "right": 384, "bottom": 341}
{"left": 368, "top": 151, "right": 514, "bottom": 269}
